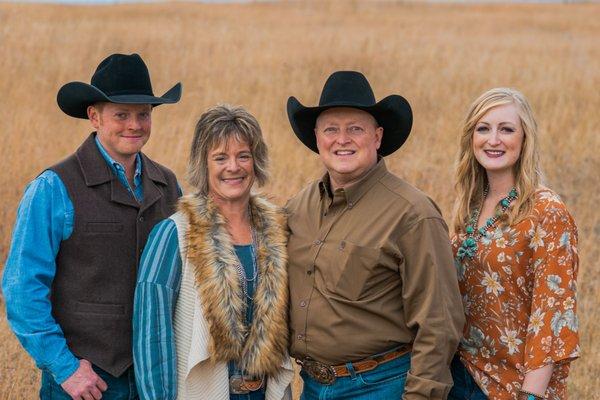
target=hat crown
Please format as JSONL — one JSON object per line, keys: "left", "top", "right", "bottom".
{"left": 91, "top": 53, "right": 153, "bottom": 97}
{"left": 318, "top": 71, "right": 376, "bottom": 107}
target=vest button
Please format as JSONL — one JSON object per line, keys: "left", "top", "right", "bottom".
{"left": 138, "top": 216, "right": 145, "bottom": 222}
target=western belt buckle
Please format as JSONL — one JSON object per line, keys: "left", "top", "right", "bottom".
{"left": 302, "top": 358, "right": 336, "bottom": 385}
{"left": 229, "top": 374, "right": 264, "bottom": 394}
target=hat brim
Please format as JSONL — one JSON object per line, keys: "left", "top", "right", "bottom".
{"left": 286, "top": 94, "right": 412, "bottom": 156}
{"left": 57, "top": 82, "right": 182, "bottom": 119}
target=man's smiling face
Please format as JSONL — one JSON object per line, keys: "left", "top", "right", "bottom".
{"left": 315, "top": 107, "right": 382, "bottom": 190}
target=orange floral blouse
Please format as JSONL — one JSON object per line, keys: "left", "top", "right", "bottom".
{"left": 451, "top": 189, "right": 579, "bottom": 399}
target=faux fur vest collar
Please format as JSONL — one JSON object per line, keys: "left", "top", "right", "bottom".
{"left": 178, "top": 194, "right": 289, "bottom": 376}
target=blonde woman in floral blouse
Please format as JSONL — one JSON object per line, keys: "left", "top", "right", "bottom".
{"left": 448, "top": 88, "right": 579, "bottom": 400}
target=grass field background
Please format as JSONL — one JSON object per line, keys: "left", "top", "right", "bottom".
{"left": 0, "top": 1, "right": 599, "bottom": 398}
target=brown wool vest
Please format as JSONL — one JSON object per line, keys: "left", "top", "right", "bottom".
{"left": 49, "top": 133, "right": 179, "bottom": 377}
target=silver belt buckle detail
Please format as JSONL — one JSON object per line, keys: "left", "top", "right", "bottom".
{"left": 229, "top": 374, "right": 249, "bottom": 394}
{"left": 229, "top": 374, "right": 264, "bottom": 394}
{"left": 302, "top": 358, "right": 336, "bottom": 385}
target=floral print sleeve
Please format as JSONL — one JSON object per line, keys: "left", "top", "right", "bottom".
{"left": 524, "top": 192, "right": 580, "bottom": 372}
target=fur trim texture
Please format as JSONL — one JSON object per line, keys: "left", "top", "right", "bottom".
{"left": 178, "top": 194, "right": 289, "bottom": 376}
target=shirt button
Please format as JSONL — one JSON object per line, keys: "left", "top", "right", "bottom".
{"left": 300, "top": 300, "right": 307, "bottom": 307}
{"left": 348, "top": 202, "right": 354, "bottom": 209}
{"left": 314, "top": 240, "right": 322, "bottom": 246}
{"left": 307, "top": 270, "right": 312, "bottom": 276}
{"left": 138, "top": 216, "right": 145, "bottom": 222}
{"left": 297, "top": 334, "right": 305, "bottom": 341}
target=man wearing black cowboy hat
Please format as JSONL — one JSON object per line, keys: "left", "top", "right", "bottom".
{"left": 3, "top": 53, "right": 182, "bottom": 399}
{"left": 286, "top": 71, "right": 465, "bottom": 399}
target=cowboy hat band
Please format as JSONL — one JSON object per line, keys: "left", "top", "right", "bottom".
{"left": 286, "top": 71, "right": 412, "bottom": 156}
{"left": 57, "top": 53, "right": 182, "bottom": 119}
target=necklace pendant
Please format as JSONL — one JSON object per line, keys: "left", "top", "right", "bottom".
{"left": 458, "top": 186, "right": 518, "bottom": 261}
{"left": 458, "top": 236, "right": 478, "bottom": 260}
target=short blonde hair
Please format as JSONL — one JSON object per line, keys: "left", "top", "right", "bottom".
{"left": 187, "top": 104, "right": 269, "bottom": 194}
{"left": 452, "top": 88, "right": 543, "bottom": 234}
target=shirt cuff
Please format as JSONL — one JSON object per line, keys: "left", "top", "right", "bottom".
{"left": 46, "top": 350, "right": 80, "bottom": 384}
{"left": 402, "top": 371, "right": 452, "bottom": 400}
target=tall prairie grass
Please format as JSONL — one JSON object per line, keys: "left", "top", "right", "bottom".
{"left": 0, "top": 1, "right": 598, "bottom": 398}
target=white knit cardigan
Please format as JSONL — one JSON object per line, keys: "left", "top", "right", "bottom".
{"left": 171, "top": 211, "right": 294, "bottom": 400}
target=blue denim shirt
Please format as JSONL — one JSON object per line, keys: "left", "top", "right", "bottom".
{"left": 2, "top": 137, "right": 145, "bottom": 384}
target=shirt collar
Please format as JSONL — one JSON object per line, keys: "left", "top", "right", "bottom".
{"left": 94, "top": 135, "right": 142, "bottom": 181}
{"left": 318, "top": 157, "right": 388, "bottom": 206}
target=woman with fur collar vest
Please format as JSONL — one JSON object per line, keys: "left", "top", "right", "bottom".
{"left": 133, "top": 105, "right": 293, "bottom": 400}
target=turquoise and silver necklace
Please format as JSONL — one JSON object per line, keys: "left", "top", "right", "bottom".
{"left": 457, "top": 186, "right": 518, "bottom": 261}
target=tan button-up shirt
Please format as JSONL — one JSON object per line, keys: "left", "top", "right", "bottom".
{"left": 286, "top": 160, "right": 465, "bottom": 399}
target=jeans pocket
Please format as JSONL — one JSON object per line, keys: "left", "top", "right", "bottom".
{"left": 359, "top": 369, "right": 408, "bottom": 386}
{"left": 40, "top": 371, "right": 72, "bottom": 400}
{"left": 357, "top": 356, "right": 410, "bottom": 386}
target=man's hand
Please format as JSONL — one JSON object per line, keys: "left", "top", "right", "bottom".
{"left": 60, "top": 359, "right": 108, "bottom": 400}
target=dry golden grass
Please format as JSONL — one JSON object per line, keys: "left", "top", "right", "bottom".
{"left": 0, "top": 1, "right": 598, "bottom": 398}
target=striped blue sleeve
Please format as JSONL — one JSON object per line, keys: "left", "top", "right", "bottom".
{"left": 133, "top": 218, "right": 182, "bottom": 400}
{"left": 2, "top": 170, "right": 79, "bottom": 384}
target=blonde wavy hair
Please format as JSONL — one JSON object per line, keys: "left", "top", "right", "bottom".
{"left": 452, "top": 88, "right": 543, "bottom": 234}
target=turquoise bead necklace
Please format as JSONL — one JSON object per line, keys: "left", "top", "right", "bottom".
{"left": 457, "top": 186, "right": 518, "bottom": 260}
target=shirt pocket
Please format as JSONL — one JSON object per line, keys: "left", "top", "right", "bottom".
{"left": 85, "top": 221, "right": 124, "bottom": 234}
{"left": 73, "top": 300, "right": 125, "bottom": 316}
{"left": 322, "top": 241, "right": 380, "bottom": 301}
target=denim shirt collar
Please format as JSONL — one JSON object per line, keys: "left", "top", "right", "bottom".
{"left": 94, "top": 135, "right": 143, "bottom": 190}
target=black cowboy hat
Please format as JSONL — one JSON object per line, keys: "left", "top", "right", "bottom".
{"left": 287, "top": 71, "right": 412, "bottom": 156}
{"left": 57, "top": 53, "right": 182, "bottom": 119}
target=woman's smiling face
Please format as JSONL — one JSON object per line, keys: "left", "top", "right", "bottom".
{"left": 472, "top": 103, "right": 524, "bottom": 176}
{"left": 207, "top": 136, "right": 255, "bottom": 204}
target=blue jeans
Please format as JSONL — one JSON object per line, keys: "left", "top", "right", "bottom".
{"left": 300, "top": 352, "right": 411, "bottom": 400}
{"left": 448, "top": 356, "right": 488, "bottom": 400}
{"left": 40, "top": 364, "right": 138, "bottom": 400}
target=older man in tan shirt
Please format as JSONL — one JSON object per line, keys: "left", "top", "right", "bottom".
{"left": 285, "top": 71, "right": 464, "bottom": 399}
